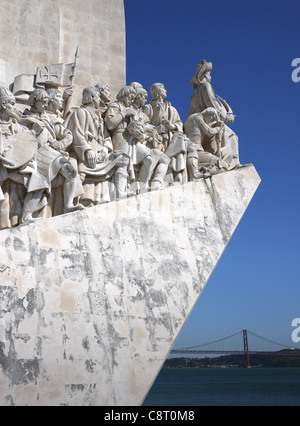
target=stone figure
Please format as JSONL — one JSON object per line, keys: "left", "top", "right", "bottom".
{"left": 23, "top": 88, "right": 83, "bottom": 215}
{"left": 45, "top": 87, "right": 73, "bottom": 120}
{"left": 184, "top": 107, "right": 229, "bottom": 175}
{"left": 187, "top": 60, "right": 240, "bottom": 169}
{"left": 142, "top": 83, "right": 204, "bottom": 183}
{"left": 95, "top": 83, "right": 111, "bottom": 117}
{"left": 128, "top": 82, "right": 170, "bottom": 190}
{"left": 0, "top": 87, "right": 50, "bottom": 228}
{"left": 105, "top": 85, "right": 153, "bottom": 193}
{"left": 65, "top": 86, "right": 130, "bottom": 203}
{"left": 46, "top": 88, "right": 68, "bottom": 123}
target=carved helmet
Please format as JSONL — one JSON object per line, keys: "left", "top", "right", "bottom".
{"left": 0, "top": 87, "right": 15, "bottom": 107}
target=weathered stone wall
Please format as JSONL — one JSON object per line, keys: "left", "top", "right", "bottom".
{"left": 0, "top": 0, "right": 126, "bottom": 106}
{"left": 0, "top": 165, "right": 260, "bottom": 406}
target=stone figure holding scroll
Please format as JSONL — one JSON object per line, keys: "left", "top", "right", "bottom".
{"left": 187, "top": 60, "right": 240, "bottom": 170}
{"left": 66, "top": 86, "right": 130, "bottom": 203}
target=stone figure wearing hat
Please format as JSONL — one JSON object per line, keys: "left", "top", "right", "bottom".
{"left": 187, "top": 60, "right": 240, "bottom": 170}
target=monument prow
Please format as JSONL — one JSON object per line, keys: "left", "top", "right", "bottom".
{"left": 0, "top": 165, "right": 260, "bottom": 405}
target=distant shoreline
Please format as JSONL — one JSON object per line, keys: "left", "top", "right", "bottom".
{"left": 165, "top": 349, "right": 300, "bottom": 369}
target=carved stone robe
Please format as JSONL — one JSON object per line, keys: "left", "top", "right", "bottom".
{"left": 66, "top": 105, "right": 127, "bottom": 205}
{"left": 187, "top": 82, "right": 240, "bottom": 169}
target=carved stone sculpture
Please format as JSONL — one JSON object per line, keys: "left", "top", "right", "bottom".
{"left": 22, "top": 89, "right": 83, "bottom": 216}
{"left": 65, "top": 86, "right": 130, "bottom": 203}
{"left": 184, "top": 107, "right": 229, "bottom": 175}
{"left": 105, "top": 86, "right": 153, "bottom": 193}
{"left": 129, "top": 83, "right": 170, "bottom": 190}
{"left": 95, "top": 83, "right": 112, "bottom": 117}
{"left": 0, "top": 88, "right": 47, "bottom": 227}
{"left": 143, "top": 83, "right": 205, "bottom": 183}
{"left": 0, "top": 0, "right": 262, "bottom": 408}
{"left": 187, "top": 60, "right": 240, "bottom": 170}
{"left": 0, "top": 58, "right": 242, "bottom": 231}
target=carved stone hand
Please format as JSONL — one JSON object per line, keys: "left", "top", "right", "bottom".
{"left": 85, "top": 150, "right": 97, "bottom": 169}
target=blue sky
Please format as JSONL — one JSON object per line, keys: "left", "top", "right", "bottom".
{"left": 124, "top": 0, "right": 300, "bottom": 352}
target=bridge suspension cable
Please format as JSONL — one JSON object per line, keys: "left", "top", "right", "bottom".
{"left": 175, "top": 330, "right": 243, "bottom": 351}
{"left": 173, "top": 329, "right": 293, "bottom": 353}
{"left": 247, "top": 330, "right": 291, "bottom": 349}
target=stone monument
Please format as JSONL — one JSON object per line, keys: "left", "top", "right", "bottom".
{"left": 0, "top": 0, "right": 260, "bottom": 406}
{"left": 0, "top": 0, "right": 126, "bottom": 108}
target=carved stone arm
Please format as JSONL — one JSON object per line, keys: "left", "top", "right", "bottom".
{"left": 194, "top": 114, "right": 224, "bottom": 137}
{"left": 202, "top": 82, "right": 227, "bottom": 122}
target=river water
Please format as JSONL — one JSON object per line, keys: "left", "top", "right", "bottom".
{"left": 142, "top": 367, "right": 300, "bottom": 406}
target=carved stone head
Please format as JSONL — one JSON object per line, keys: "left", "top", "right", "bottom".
{"left": 82, "top": 86, "right": 100, "bottom": 107}
{"left": 46, "top": 88, "right": 64, "bottom": 111}
{"left": 0, "top": 87, "right": 15, "bottom": 111}
{"left": 116, "top": 86, "right": 136, "bottom": 107}
{"left": 150, "top": 83, "right": 167, "bottom": 101}
{"left": 28, "top": 89, "right": 49, "bottom": 114}
{"left": 95, "top": 83, "right": 111, "bottom": 105}
{"left": 202, "top": 107, "right": 219, "bottom": 124}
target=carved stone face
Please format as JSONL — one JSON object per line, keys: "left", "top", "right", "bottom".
{"left": 93, "top": 91, "right": 101, "bottom": 108}
{"left": 135, "top": 92, "right": 147, "bottom": 107}
{"left": 52, "top": 92, "right": 63, "bottom": 110}
{"left": 1, "top": 97, "right": 16, "bottom": 112}
{"left": 140, "top": 92, "right": 147, "bottom": 106}
{"left": 34, "top": 98, "right": 48, "bottom": 114}
{"left": 159, "top": 84, "right": 167, "bottom": 99}
{"left": 101, "top": 87, "right": 111, "bottom": 104}
{"left": 122, "top": 94, "right": 134, "bottom": 107}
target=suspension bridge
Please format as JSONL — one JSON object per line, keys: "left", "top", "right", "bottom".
{"left": 170, "top": 330, "right": 300, "bottom": 367}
